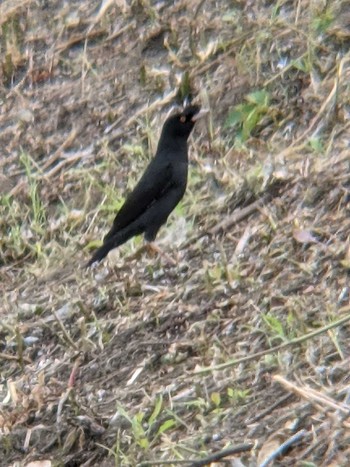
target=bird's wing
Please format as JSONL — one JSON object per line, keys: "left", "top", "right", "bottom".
{"left": 103, "top": 158, "right": 173, "bottom": 241}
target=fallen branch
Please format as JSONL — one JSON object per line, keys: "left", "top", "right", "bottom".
{"left": 210, "top": 196, "right": 269, "bottom": 235}
{"left": 194, "top": 308, "right": 350, "bottom": 374}
{"left": 137, "top": 443, "right": 254, "bottom": 467}
{"left": 273, "top": 375, "right": 350, "bottom": 415}
{"left": 188, "top": 443, "right": 254, "bottom": 467}
{"left": 259, "top": 429, "right": 308, "bottom": 467}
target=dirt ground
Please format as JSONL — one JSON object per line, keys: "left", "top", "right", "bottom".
{"left": 1, "top": 0, "right": 350, "bottom": 466}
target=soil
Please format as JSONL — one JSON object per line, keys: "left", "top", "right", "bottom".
{"left": 1, "top": 0, "right": 350, "bottom": 466}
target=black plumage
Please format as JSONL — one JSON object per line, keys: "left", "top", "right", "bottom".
{"left": 87, "top": 105, "right": 205, "bottom": 266}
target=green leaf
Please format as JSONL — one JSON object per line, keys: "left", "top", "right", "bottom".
{"left": 117, "top": 404, "right": 132, "bottom": 424}
{"left": 243, "top": 107, "right": 261, "bottom": 138}
{"left": 309, "top": 137, "right": 324, "bottom": 153}
{"left": 132, "top": 413, "right": 146, "bottom": 440}
{"left": 148, "top": 395, "right": 163, "bottom": 427}
{"left": 246, "top": 90, "right": 269, "bottom": 106}
{"left": 225, "top": 108, "right": 245, "bottom": 127}
{"left": 291, "top": 57, "right": 310, "bottom": 72}
{"left": 226, "top": 89, "right": 271, "bottom": 142}
{"left": 138, "top": 437, "right": 149, "bottom": 449}
{"left": 312, "top": 10, "right": 334, "bottom": 34}
{"left": 85, "top": 239, "right": 103, "bottom": 250}
{"left": 211, "top": 392, "right": 221, "bottom": 407}
{"left": 122, "top": 144, "right": 144, "bottom": 156}
{"left": 262, "top": 314, "right": 285, "bottom": 339}
{"left": 157, "top": 418, "right": 176, "bottom": 435}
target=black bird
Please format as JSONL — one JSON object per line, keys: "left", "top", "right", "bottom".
{"left": 87, "top": 105, "right": 206, "bottom": 267}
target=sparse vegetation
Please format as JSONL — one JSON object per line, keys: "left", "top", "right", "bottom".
{"left": 1, "top": 0, "right": 350, "bottom": 466}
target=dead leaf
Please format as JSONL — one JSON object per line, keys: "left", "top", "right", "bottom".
{"left": 293, "top": 228, "right": 319, "bottom": 244}
{"left": 25, "top": 461, "right": 52, "bottom": 467}
{"left": 257, "top": 432, "right": 285, "bottom": 465}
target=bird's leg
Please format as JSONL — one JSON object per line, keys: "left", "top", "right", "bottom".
{"left": 126, "top": 242, "right": 177, "bottom": 265}
{"left": 145, "top": 242, "right": 177, "bottom": 266}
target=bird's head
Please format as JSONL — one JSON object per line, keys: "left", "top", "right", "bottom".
{"left": 160, "top": 105, "right": 208, "bottom": 142}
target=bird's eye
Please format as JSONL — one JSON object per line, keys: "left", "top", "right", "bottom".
{"left": 179, "top": 116, "right": 186, "bottom": 123}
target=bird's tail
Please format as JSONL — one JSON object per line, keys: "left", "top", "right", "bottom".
{"left": 86, "top": 221, "right": 144, "bottom": 267}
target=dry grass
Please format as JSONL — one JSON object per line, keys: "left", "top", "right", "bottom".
{"left": 1, "top": 0, "right": 350, "bottom": 466}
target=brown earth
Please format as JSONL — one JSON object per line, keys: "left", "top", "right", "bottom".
{"left": 1, "top": 0, "right": 350, "bottom": 466}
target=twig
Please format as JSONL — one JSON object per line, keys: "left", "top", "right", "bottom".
{"left": 210, "top": 196, "right": 269, "bottom": 235}
{"left": 181, "top": 195, "right": 269, "bottom": 250}
{"left": 41, "top": 127, "right": 78, "bottom": 171}
{"left": 52, "top": 309, "right": 79, "bottom": 351}
{"left": 278, "top": 54, "right": 350, "bottom": 158}
{"left": 55, "top": 29, "right": 107, "bottom": 53}
{"left": 189, "top": 443, "right": 254, "bottom": 467}
{"left": 194, "top": 308, "right": 350, "bottom": 374}
{"left": 56, "top": 387, "right": 73, "bottom": 424}
{"left": 68, "top": 354, "right": 84, "bottom": 387}
{"left": 273, "top": 375, "right": 350, "bottom": 415}
{"left": 105, "top": 90, "right": 177, "bottom": 137}
{"left": 106, "top": 22, "right": 135, "bottom": 42}
{"left": 138, "top": 459, "right": 189, "bottom": 466}
{"left": 0, "top": 352, "right": 31, "bottom": 363}
{"left": 259, "top": 429, "right": 308, "bottom": 467}
{"left": 44, "top": 146, "right": 94, "bottom": 179}
{"left": 138, "top": 443, "right": 254, "bottom": 467}
{"left": 15, "top": 326, "right": 24, "bottom": 369}
{"left": 247, "top": 393, "right": 293, "bottom": 424}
